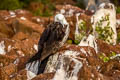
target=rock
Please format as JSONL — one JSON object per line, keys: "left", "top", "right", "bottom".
{"left": 31, "top": 16, "right": 52, "bottom": 28}
{"left": 44, "top": 44, "right": 105, "bottom": 80}
{"left": 0, "top": 21, "right": 14, "bottom": 38}
{"left": 75, "top": 13, "right": 91, "bottom": 42}
{"left": 97, "top": 39, "right": 120, "bottom": 55}
{"left": 55, "top": 4, "right": 91, "bottom": 40}
{"left": 32, "top": 73, "right": 54, "bottom": 80}
{"left": 0, "top": 32, "right": 9, "bottom": 38}
{"left": 11, "top": 70, "right": 27, "bottom": 80}
{"left": 0, "top": 63, "right": 17, "bottom": 80}
{"left": 12, "top": 32, "right": 29, "bottom": 40}
{"left": 91, "top": 3, "right": 117, "bottom": 45}
{"left": 12, "top": 18, "right": 45, "bottom": 35}
{"left": 79, "top": 34, "right": 98, "bottom": 53}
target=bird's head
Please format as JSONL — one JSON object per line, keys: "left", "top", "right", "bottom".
{"left": 54, "top": 14, "right": 68, "bottom": 27}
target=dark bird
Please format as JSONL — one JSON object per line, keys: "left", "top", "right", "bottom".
{"left": 25, "top": 14, "right": 70, "bottom": 75}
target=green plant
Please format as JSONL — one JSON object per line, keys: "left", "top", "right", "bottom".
{"left": 99, "top": 52, "right": 117, "bottom": 62}
{"left": 0, "top": 0, "right": 22, "bottom": 10}
{"left": 74, "top": 40, "right": 79, "bottom": 45}
{"left": 95, "top": 14, "right": 114, "bottom": 44}
{"left": 99, "top": 53, "right": 110, "bottom": 62}
{"left": 32, "top": 0, "right": 55, "bottom": 17}
{"left": 116, "top": 7, "right": 120, "bottom": 14}
{"left": 75, "top": 0, "right": 85, "bottom": 9}
{"left": 109, "top": 52, "right": 116, "bottom": 57}
{"left": 33, "top": 8, "right": 53, "bottom": 17}
{"left": 67, "top": 40, "right": 73, "bottom": 44}
{"left": 75, "top": 20, "right": 87, "bottom": 43}
{"left": 117, "top": 31, "right": 120, "bottom": 43}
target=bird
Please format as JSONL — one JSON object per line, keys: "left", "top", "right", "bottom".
{"left": 25, "top": 14, "right": 70, "bottom": 75}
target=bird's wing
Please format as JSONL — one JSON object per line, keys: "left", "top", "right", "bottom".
{"left": 40, "top": 22, "right": 66, "bottom": 60}
{"left": 27, "top": 26, "right": 51, "bottom": 63}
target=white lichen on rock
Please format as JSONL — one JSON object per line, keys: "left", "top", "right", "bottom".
{"left": 91, "top": 3, "right": 117, "bottom": 45}
{"left": 8, "top": 45, "right": 12, "bottom": 52}
{"left": 75, "top": 13, "right": 86, "bottom": 43}
{"left": 60, "top": 9, "right": 65, "bottom": 14}
{"left": 45, "top": 50, "right": 83, "bottom": 80}
{"left": 52, "top": 50, "right": 83, "bottom": 80}
{"left": 44, "top": 53, "right": 59, "bottom": 73}
{"left": 27, "top": 70, "right": 36, "bottom": 80}
{"left": 80, "top": 48, "right": 87, "bottom": 56}
{"left": 9, "top": 11, "right": 16, "bottom": 18}
{"left": 20, "top": 16, "right": 26, "bottom": 20}
{"left": 33, "top": 44, "right": 38, "bottom": 52}
{"left": 110, "top": 54, "right": 120, "bottom": 59}
{"left": 79, "top": 34, "right": 98, "bottom": 53}
{"left": 0, "top": 41, "right": 6, "bottom": 55}
{"left": 17, "top": 50, "right": 24, "bottom": 56}
{"left": 36, "top": 18, "right": 40, "bottom": 22}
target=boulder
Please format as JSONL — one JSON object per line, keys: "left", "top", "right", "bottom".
{"left": 0, "top": 21, "right": 14, "bottom": 38}
{"left": 12, "top": 18, "right": 44, "bottom": 35}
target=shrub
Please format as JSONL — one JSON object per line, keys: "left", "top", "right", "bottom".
{"left": 116, "top": 7, "right": 120, "bottom": 14}
{"left": 0, "top": 0, "right": 22, "bottom": 10}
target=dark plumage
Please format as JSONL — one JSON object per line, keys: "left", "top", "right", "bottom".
{"left": 26, "top": 21, "right": 69, "bottom": 75}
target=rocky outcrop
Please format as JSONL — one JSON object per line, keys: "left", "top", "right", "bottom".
{"left": 0, "top": 3, "right": 120, "bottom": 80}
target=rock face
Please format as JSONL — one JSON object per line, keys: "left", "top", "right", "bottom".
{"left": 0, "top": 3, "right": 120, "bottom": 80}
{"left": 91, "top": 3, "right": 117, "bottom": 45}
{"left": 44, "top": 44, "right": 120, "bottom": 80}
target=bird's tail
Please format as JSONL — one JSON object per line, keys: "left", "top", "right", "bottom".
{"left": 25, "top": 57, "right": 49, "bottom": 75}
{"left": 26, "top": 60, "right": 41, "bottom": 75}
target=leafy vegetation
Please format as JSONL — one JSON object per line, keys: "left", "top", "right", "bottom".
{"left": 67, "top": 40, "right": 73, "bottom": 44}
{"left": 116, "top": 7, "right": 120, "bottom": 14}
{"left": 0, "top": 0, "right": 55, "bottom": 17}
{"left": 99, "top": 52, "right": 116, "bottom": 62}
{"left": 75, "top": 20, "right": 87, "bottom": 44}
{"left": 117, "top": 31, "right": 120, "bottom": 43}
{"left": 95, "top": 14, "right": 114, "bottom": 44}
{"left": 75, "top": 0, "right": 85, "bottom": 9}
{"left": 0, "top": 0, "right": 22, "bottom": 10}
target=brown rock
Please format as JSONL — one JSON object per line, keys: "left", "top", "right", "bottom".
{"left": 12, "top": 18, "right": 45, "bottom": 35}
{"left": 0, "top": 21, "right": 14, "bottom": 38}
{"left": 0, "top": 63, "right": 17, "bottom": 80}
{"left": 97, "top": 39, "right": 120, "bottom": 55}
{"left": 32, "top": 73, "right": 55, "bottom": 80}
{"left": 11, "top": 70, "right": 27, "bottom": 80}
{"left": 44, "top": 44, "right": 105, "bottom": 80}
{"left": 12, "top": 32, "right": 29, "bottom": 40}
